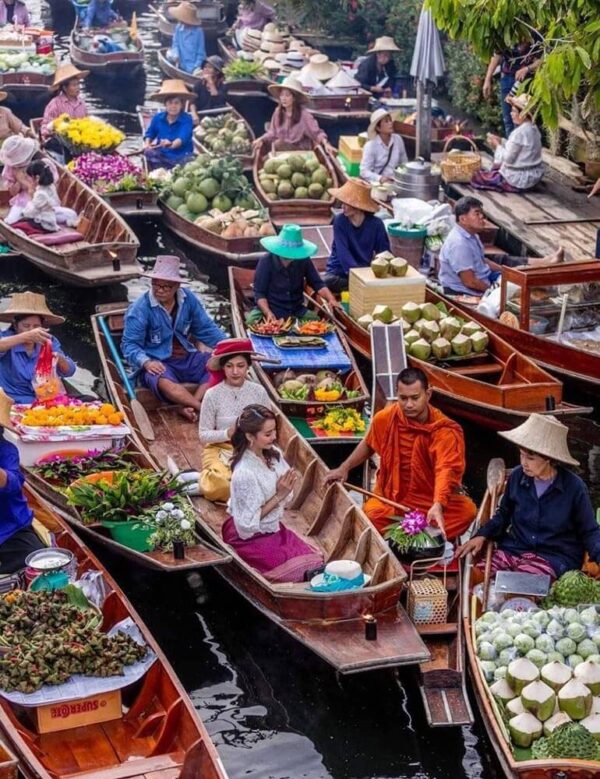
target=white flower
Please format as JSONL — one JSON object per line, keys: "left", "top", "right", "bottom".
{"left": 161, "top": 502, "right": 175, "bottom": 511}
{"left": 155, "top": 510, "right": 167, "bottom": 521}
{"left": 180, "top": 519, "right": 191, "bottom": 531}
{"left": 171, "top": 508, "right": 184, "bottom": 520}
{"left": 155, "top": 515, "right": 163, "bottom": 525}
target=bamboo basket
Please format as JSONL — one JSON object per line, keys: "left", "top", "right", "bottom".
{"left": 440, "top": 135, "right": 481, "bottom": 183}
{"left": 407, "top": 576, "right": 448, "bottom": 624}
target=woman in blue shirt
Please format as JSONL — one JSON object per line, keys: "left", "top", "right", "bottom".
{"left": 0, "top": 292, "right": 76, "bottom": 405}
{"left": 456, "top": 413, "right": 600, "bottom": 580}
{"left": 83, "top": 0, "right": 119, "bottom": 29}
{"left": 167, "top": 1, "right": 206, "bottom": 75}
{"left": 144, "top": 80, "right": 195, "bottom": 170}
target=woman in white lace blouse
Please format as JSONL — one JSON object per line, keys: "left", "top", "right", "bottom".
{"left": 222, "top": 405, "right": 323, "bottom": 582}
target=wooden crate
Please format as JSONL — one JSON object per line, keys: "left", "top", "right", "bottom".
{"left": 348, "top": 265, "right": 426, "bottom": 319}
{"left": 339, "top": 136, "right": 363, "bottom": 164}
{"left": 31, "top": 689, "right": 122, "bottom": 734}
{"left": 0, "top": 738, "right": 17, "bottom": 779}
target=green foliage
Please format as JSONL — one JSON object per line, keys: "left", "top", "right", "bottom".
{"left": 32, "top": 449, "right": 135, "bottom": 488}
{"left": 444, "top": 40, "right": 503, "bottom": 133}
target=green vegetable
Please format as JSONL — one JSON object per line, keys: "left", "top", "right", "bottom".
{"left": 223, "top": 59, "right": 266, "bottom": 81}
{"left": 531, "top": 722, "right": 600, "bottom": 760}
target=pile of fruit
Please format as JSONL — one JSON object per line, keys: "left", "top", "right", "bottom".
{"left": 370, "top": 251, "right": 409, "bottom": 278}
{"left": 195, "top": 206, "right": 275, "bottom": 238}
{"left": 195, "top": 112, "right": 252, "bottom": 156}
{"left": 274, "top": 369, "right": 360, "bottom": 402}
{"left": 258, "top": 153, "right": 334, "bottom": 201}
{"left": 0, "top": 50, "right": 56, "bottom": 75}
{"left": 161, "top": 154, "right": 257, "bottom": 224}
{"left": 21, "top": 402, "right": 124, "bottom": 428}
{"left": 315, "top": 407, "right": 366, "bottom": 435}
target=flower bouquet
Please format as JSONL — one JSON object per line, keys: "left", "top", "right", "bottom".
{"left": 52, "top": 114, "right": 125, "bottom": 156}
{"left": 69, "top": 153, "right": 156, "bottom": 194}
{"left": 385, "top": 510, "right": 445, "bottom": 561}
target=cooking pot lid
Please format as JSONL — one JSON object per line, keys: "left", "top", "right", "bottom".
{"left": 404, "top": 159, "right": 432, "bottom": 174}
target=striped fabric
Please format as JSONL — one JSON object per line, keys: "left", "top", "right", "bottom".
{"left": 477, "top": 548, "right": 556, "bottom": 581}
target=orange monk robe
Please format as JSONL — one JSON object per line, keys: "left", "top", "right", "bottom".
{"left": 363, "top": 403, "right": 476, "bottom": 539}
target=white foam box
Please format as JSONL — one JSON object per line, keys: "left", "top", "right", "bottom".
{"left": 348, "top": 265, "right": 426, "bottom": 320}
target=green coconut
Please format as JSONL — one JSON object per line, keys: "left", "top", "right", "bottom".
{"left": 462, "top": 321, "right": 483, "bottom": 337}
{"left": 401, "top": 301, "right": 421, "bottom": 324}
{"left": 291, "top": 172, "right": 307, "bottom": 188}
{"left": 558, "top": 679, "right": 593, "bottom": 720}
{"left": 440, "top": 316, "right": 462, "bottom": 340}
{"left": 507, "top": 697, "right": 527, "bottom": 717}
{"left": 431, "top": 337, "right": 452, "bottom": 360}
{"left": 509, "top": 712, "right": 543, "bottom": 748}
{"left": 490, "top": 679, "right": 517, "bottom": 705}
{"left": 414, "top": 318, "right": 428, "bottom": 336}
{"left": 374, "top": 251, "right": 394, "bottom": 263}
{"left": 357, "top": 314, "right": 374, "bottom": 330}
{"left": 470, "top": 330, "right": 489, "bottom": 354}
{"left": 421, "top": 320, "right": 441, "bottom": 343}
{"left": 404, "top": 329, "right": 420, "bottom": 346}
{"left": 420, "top": 302, "right": 442, "bottom": 321}
{"left": 389, "top": 257, "right": 408, "bottom": 277}
{"left": 372, "top": 305, "right": 394, "bottom": 324}
{"left": 522, "top": 680, "right": 557, "bottom": 722}
{"left": 399, "top": 318, "right": 411, "bottom": 335}
{"left": 451, "top": 333, "right": 473, "bottom": 357}
{"left": 294, "top": 187, "right": 309, "bottom": 199}
{"left": 409, "top": 338, "right": 432, "bottom": 360}
{"left": 280, "top": 380, "right": 305, "bottom": 393}
{"left": 371, "top": 257, "right": 389, "bottom": 278}
{"left": 277, "top": 181, "right": 294, "bottom": 199}
{"left": 277, "top": 163, "right": 292, "bottom": 179}
{"left": 507, "top": 657, "right": 540, "bottom": 694}
{"left": 308, "top": 182, "right": 324, "bottom": 199}
{"left": 541, "top": 661, "right": 573, "bottom": 692}
{"left": 574, "top": 662, "right": 600, "bottom": 695}
{"left": 543, "top": 711, "right": 572, "bottom": 737}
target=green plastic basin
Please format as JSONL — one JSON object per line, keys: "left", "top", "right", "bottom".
{"left": 101, "top": 519, "right": 155, "bottom": 552}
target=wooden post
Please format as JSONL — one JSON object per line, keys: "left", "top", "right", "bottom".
{"left": 415, "top": 79, "right": 432, "bottom": 161}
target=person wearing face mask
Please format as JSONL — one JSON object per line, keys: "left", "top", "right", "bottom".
{"left": 325, "top": 367, "right": 476, "bottom": 539}
{"left": 456, "top": 414, "right": 600, "bottom": 581}
{"left": 323, "top": 179, "right": 390, "bottom": 293}
{"left": 360, "top": 108, "right": 408, "bottom": 183}
{"left": 355, "top": 36, "right": 400, "bottom": 97}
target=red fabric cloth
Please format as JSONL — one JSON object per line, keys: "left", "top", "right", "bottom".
{"left": 363, "top": 403, "right": 476, "bottom": 539}
{"left": 476, "top": 548, "right": 556, "bottom": 581}
{"left": 10, "top": 220, "right": 44, "bottom": 235}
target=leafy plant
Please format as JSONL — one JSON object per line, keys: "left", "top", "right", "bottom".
{"left": 385, "top": 510, "right": 438, "bottom": 554}
{"left": 144, "top": 501, "right": 197, "bottom": 552}
{"left": 444, "top": 40, "right": 503, "bottom": 134}
{"left": 33, "top": 449, "right": 135, "bottom": 488}
{"left": 222, "top": 59, "right": 266, "bottom": 81}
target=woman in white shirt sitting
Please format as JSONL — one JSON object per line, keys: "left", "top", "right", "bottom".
{"left": 198, "top": 338, "right": 271, "bottom": 502}
{"left": 222, "top": 405, "right": 324, "bottom": 582}
{"left": 360, "top": 108, "right": 408, "bottom": 183}
{"left": 472, "top": 94, "right": 544, "bottom": 192}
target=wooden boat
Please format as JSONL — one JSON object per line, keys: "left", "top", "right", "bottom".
{"left": 0, "top": 65, "right": 55, "bottom": 103}
{"left": 463, "top": 471, "right": 600, "bottom": 777}
{"left": 434, "top": 261, "right": 600, "bottom": 392}
{"left": 229, "top": 266, "right": 371, "bottom": 444}
{"left": 305, "top": 89, "right": 371, "bottom": 124}
{"left": 0, "top": 735, "right": 17, "bottom": 779}
{"left": 216, "top": 37, "right": 271, "bottom": 97}
{"left": 0, "top": 483, "right": 227, "bottom": 779}
{"left": 253, "top": 144, "right": 340, "bottom": 228}
{"left": 69, "top": 28, "right": 144, "bottom": 77}
{"left": 90, "top": 307, "right": 430, "bottom": 674}
{"left": 0, "top": 160, "right": 140, "bottom": 287}
{"left": 157, "top": 48, "right": 204, "bottom": 88}
{"left": 367, "top": 321, "right": 473, "bottom": 727}
{"left": 156, "top": 0, "right": 227, "bottom": 41}
{"left": 24, "top": 439, "right": 230, "bottom": 573}
{"left": 193, "top": 105, "right": 256, "bottom": 171}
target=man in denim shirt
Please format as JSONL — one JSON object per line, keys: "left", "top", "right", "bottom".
{"left": 122, "top": 256, "right": 225, "bottom": 422}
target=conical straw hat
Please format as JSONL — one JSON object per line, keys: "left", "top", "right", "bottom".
{"left": 300, "top": 53, "right": 339, "bottom": 82}
{"left": 367, "top": 36, "right": 400, "bottom": 53}
{"left": 150, "top": 79, "right": 195, "bottom": 101}
{"left": 169, "top": 1, "right": 202, "bottom": 26}
{"left": 0, "top": 292, "right": 65, "bottom": 325}
{"left": 328, "top": 179, "right": 379, "bottom": 214}
{"left": 499, "top": 413, "right": 579, "bottom": 467}
{"left": 326, "top": 69, "right": 360, "bottom": 91}
{"left": 51, "top": 63, "right": 89, "bottom": 90}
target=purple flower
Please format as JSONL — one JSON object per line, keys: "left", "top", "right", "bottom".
{"left": 401, "top": 510, "right": 427, "bottom": 536}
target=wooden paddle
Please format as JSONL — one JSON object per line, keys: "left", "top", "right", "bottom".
{"left": 481, "top": 457, "right": 506, "bottom": 612}
{"left": 97, "top": 315, "right": 156, "bottom": 442}
{"left": 343, "top": 482, "right": 410, "bottom": 514}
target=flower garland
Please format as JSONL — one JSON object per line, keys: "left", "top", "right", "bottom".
{"left": 52, "top": 114, "right": 125, "bottom": 155}
{"left": 69, "top": 153, "right": 154, "bottom": 193}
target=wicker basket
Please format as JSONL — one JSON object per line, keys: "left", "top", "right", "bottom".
{"left": 440, "top": 135, "right": 481, "bottom": 183}
{"left": 407, "top": 577, "right": 448, "bottom": 624}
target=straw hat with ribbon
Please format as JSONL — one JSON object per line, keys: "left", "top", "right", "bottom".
{"left": 0, "top": 291, "right": 65, "bottom": 326}
{"left": 143, "top": 255, "right": 187, "bottom": 284}
{"left": 0, "top": 135, "right": 39, "bottom": 168}
{"left": 328, "top": 179, "right": 379, "bottom": 214}
{"left": 367, "top": 107, "right": 392, "bottom": 139}
{"left": 499, "top": 413, "right": 579, "bottom": 467}
{"left": 300, "top": 53, "right": 339, "bottom": 82}
{"left": 283, "top": 51, "right": 305, "bottom": 70}
{"left": 260, "top": 223, "right": 317, "bottom": 260}
{"left": 367, "top": 36, "right": 400, "bottom": 54}
{"left": 150, "top": 79, "right": 195, "bottom": 101}
{"left": 268, "top": 76, "right": 309, "bottom": 104}
{"left": 169, "top": 1, "right": 202, "bottom": 26}
{"left": 51, "top": 63, "right": 89, "bottom": 90}
{"left": 206, "top": 338, "right": 261, "bottom": 371}
{"left": 0, "top": 388, "right": 15, "bottom": 431}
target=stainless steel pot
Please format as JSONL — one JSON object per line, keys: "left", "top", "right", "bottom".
{"left": 393, "top": 158, "right": 441, "bottom": 201}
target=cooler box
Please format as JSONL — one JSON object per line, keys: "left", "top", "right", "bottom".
{"left": 348, "top": 265, "right": 426, "bottom": 320}
{"left": 339, "top": 136, "right": 363, "bottom": 163}
{"left": 337, "top": 154, "right": 360, "bottom": 177}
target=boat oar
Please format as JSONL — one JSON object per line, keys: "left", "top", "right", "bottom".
{"left": 342, "top": 482, "right": 410, "bottom": 514}
{"left": 481, "top": 457, "right": 506, "bottom": 612}
{"left": 97, "top": 315, "right": 156, "bottom": 442}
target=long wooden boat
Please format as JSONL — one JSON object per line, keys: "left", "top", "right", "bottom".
{"left": 69, "top": 28, "right": 144, "bottom": 76}
{"left": 367, "top": 321, "right": 472, "bottom": 727}
{"left": 0, "top": 483, "right": 228, "bottom": 779}
{"left": 158, "top": 48, "right": 205, "bottom": 88}
{"left": 463, "top": 471, "right": 600, "bottom": 777}
{"left": 433, "top": 261, "right": 600, "bottom": 391}
{"left": 229, "top": 266, "right": 371, "bottom": 444}
{"left": 0, "top": 65, "right": 55, "bottom": 102}
{"left": 253, "top": 144, "right": 339, "bottom": 228}
{"left": 91, "top": 306, "right": 430, "bottom": 674}
{"left": 24, "top": 438, "right": 230, "bottom": 573}
{"left": 216, "top": 37, "right": 271, "bottom": 97}
{"left": 156, "top": 0, "right": 227, "bottom": 41}
{"left": 193, "top": 105, "right": 256, "bottom": 171}
{"left": 0, "top": 160, "right": 140, "bottom": 287}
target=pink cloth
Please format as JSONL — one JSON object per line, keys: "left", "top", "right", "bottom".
{"left": 234, "top": 1, "right": 275, "bottom": 30}
{"left": 42, "top": 95, "right": 88, "bottom": 138}
{"left": 477, "top": 548, "right": 556, "bottom": 580}
{"left": 2, "top": 158, "right": 60, "bottom": 220}
{"left": 0, "top": 0, "right": 29, "bottom": 26}
{"left": 263, "top": 107, "right": 327, "bottom": 150}
{"left": 222, "top": 515, "right": 323, "bottom": 582}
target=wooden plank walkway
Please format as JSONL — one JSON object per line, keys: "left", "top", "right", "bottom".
{"left": 436, "top": 153, "right": 599, "bottom": 260}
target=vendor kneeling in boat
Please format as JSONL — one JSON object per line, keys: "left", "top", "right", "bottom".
{"left": 0, "top": 293, "right": 76, "bottom": 405}
{"left": 323, "top": 179, "right": 390, "bottom": 293}
{"left": 143, "top": 80, "right": 195, "bottom": 171}
{"left": 166, "top": 2, "right": 206, "bottom": 76}
{"left": 198, "top": 338, "right": 271, "bottom": 501}
{"left": 360, "top": 108, "right": 408, "bottom": 183}
{"left": 121, "top": 255, "right": 226, "bottom": 423}
{"left": 325, "top": 367, "right": 476, "bottom": 539}
{"left": 439, "top": 196, "right": 563, "bottom": 297}
{"left": 456, "top": 414, "right": 600, "bottom": 581}
{"left": 253, "top": 223, "right": 338, "bottom": 321}
{"left": 222, "top": 405, "right": 324, "bottom": 582}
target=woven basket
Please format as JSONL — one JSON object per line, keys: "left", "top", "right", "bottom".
{"left": 407, "top": 577, "right": 448, "bottom": 624}
{"left": 440, "top": 135, "right": 481, "bottom": 183}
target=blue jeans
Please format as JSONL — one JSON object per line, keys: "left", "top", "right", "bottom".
{"left": 500, "top": 74, "right": 515, "bottom": 137}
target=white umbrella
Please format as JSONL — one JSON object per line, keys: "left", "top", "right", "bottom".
{"left": 409, "top": 5, "right": 445, "bottom": 160}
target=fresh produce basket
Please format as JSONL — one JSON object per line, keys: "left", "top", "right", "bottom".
{"left": 440, "top": 135, "right": 481, "bottom": 183}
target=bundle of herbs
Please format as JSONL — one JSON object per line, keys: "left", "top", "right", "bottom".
{"left": 33, "top": 449, "right": 136, "bottom": 489}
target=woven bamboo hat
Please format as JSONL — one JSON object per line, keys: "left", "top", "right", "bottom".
{"left": 150, "top": 79, "right": 194, "bottom": 101}
{"left": 300, "top": 53, "right": 339, "bottom": 82}
{"left": 143, "top": 255, "right": 186, "bottom": 283}
{"left": 169, "top": 1, "right": 202, "bottom": 26}
{"left": 0, "top": 388, "right": 14, "bottom": 430}
{"left": 0, "top": 291, "right": 65, "bottom": 326}
{"left": 268, "top": 76, "right": 309, "bottom": 104}
{"left": 499, "top": 413, "right": 579, "bottom": 467}
{"left": 328, "top": 179, "right": 379, "bottom": 214}
{"left": 51, "top": 63, "right": 89, "bottom": 90}
{"left": 367, "top": 36, "right": 400, "bottom": 54}
{"left": 506, "top": 93, "right": 533, "bottom": 115}
{"left": 367, "top": 107, "right": 392, "bottom": 139}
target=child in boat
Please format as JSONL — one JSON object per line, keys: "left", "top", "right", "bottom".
{"left": 222, "top": 405, "right": 323, "bottom": 582}
{"left": 21, "top": 161, "right": 79, "bottom": 233}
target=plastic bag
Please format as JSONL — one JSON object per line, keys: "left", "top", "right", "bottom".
{"left": 33, "top": 340, "right": 65, "bottom": 402}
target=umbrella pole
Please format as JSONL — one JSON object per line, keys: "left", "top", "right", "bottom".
{"left": 415, "top": 79, "right": 432, "bottom": 161}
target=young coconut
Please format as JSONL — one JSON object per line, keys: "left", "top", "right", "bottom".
{"left": 413, "top": 317, "right": 428, "bottom": 336}
{"left": 409, "top": 338, "right": 432, "bottom": 361}
{"left": 372, "top": 305, "right": 394, "bottom": 324}
{"left": 490, "top": 678, "right": 517, "bottom": 705}
{"left": 295, "top": 374, "right": 318, "bottom": 386}
{"left": 401, "top": 301, "right": 421, "bottom": 324}
{"left": 431, "top": 337, "right": 452, "bottom": 360}
{"left": 461, "top": 321, "right": 483, "bottom": 337}
{"left": 507, "top": 657, "right": 540, "bottom": 694}
{"left": 420, "top": 301, "right": 442, "bottom": 321}
{"left": 404, "top": 329, "right": 420, "bottom": 346}
{"left": 558, "top": 679, "right": 593, "bottom": 720}
{"left": 508, "top": 712, "right": 543, "bottom": 748}
{"left": 389, "top": 257, "right": 408, "bottom": 277}
{"left": 592, "top": 697, "right": 600, "bottom": 714}
{"left": 506, "top": 697, "right": 527, "bottom": 717}
{"left": 421, "top": 320, "right": 441, "bottom": 343}
{"left": 370, "top": 256, "right": 389, "bottom": 278}
{"left": 357, "top": 314, "right": 374, "bottom": 330}
{"left": 373, "top": 250, "right": 394, "bottom": 263}
{"left": 574, "top": 661, "right": 600, "bottom": 695}
{"left": 543, "top": 711, "right": 572, "bottom": 737}
{"left": 451, "top": 333, "right": 473, "bottom": 357}
{"left": 470, "top": 330, "right": 489, "bottom": 354}
{"left": 521, "top": 680, "right": 557, "bottom": 721}
{"left": 541, "top": 661, "right": 572, "bottom": 692}
{"left": 580, "top": 713, "right": 600, "bottom": 740}
{"left": 440, "top": 315, "right": 462, "bottom": 340}
{"left": 399, "top": 318, "right": 411, "bottom": 335}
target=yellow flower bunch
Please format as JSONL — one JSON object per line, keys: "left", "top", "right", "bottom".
{"left": 317, "top": 408, "right": 366, "bottom": 435}
{"left": 22, "top": 402, "right": 124, "bottom": 428}
{"left": 53, "top": 116, "right": 125, "bottom": 152}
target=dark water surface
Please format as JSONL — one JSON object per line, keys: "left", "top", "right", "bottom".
{"left": 1, "top": 3, "right": 599, "bottom": 776}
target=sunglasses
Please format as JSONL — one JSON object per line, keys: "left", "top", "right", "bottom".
{"left": 152, "top": 282, "right": 178, "bottom": 291}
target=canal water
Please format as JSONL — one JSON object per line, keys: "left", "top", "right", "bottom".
{"left": 1, "top": 2, "right": 599, "bottom": 776}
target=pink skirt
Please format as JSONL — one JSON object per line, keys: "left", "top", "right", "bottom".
{"left": 471, "top": 168, "right": 520, "bottom": 192}
{"left": 222, "top": 516, "right": 323, "bottom": 583}
{"left": 476, "top": 548, "right": 556, "bottom": 580}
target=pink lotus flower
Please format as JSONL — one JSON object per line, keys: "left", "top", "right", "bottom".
{"left": 401, "top": 510, "right": 427, "bottom": 536}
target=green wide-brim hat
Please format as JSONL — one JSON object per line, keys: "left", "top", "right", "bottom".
{"left": 260, "top": 223, "right": 318, "bottom": 260}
